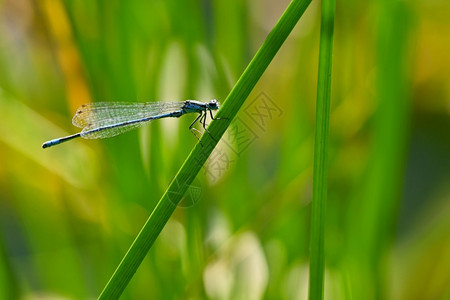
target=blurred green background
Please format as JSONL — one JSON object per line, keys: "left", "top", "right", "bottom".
{"left": 0, "top": 0, "right": 449, "bottom": 299}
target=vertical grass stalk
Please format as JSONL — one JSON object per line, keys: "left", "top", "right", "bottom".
{"left": 99, "top": 0, "right": 312, "bottom": 298}
{"left": 308, "top": 0, "right": 335, "bottom": 299}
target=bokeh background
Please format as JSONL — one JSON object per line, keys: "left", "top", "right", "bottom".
{"left": 0, "top": 0, "right": 449, "bottom": 299}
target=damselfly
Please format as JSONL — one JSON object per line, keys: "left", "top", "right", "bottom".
{"left": 42, "top": 99, "right": 221, "bottom": 149}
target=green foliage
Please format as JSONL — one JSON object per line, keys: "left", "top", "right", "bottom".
{"left": 0, "top": 0, "right": 449, "bottom": 299}
{"left": 309, "top": 0, "right": 335, "bottom": 298}
{"left": 100, "top": 0, "right": 312, "bottom": 297}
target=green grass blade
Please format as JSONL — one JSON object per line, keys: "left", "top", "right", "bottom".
{"left": 308, "top": 0, "right": 335, "bottom": 299}
{"left": 344, "top": 2, "right": 413, "bottom": 298}
{"left": 98, "top": 0, "right": 312, "bottom": 298}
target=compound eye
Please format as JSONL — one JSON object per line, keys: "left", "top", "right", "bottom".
{"left": 210, "top": 99, "right": 218, "bottom": 107}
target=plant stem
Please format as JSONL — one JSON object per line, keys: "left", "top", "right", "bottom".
{"left": 98, "top": 0, "right": 312, "bottom": 298}
{"left": 308, "top": 0, "right": 335, "bottom": 299}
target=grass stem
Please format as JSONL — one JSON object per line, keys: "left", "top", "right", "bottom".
{"left": 308, "top": 0, "right": 335, "bottom": 298}
{"left": 99, "top": 0, "right": 313, "bottom": 298}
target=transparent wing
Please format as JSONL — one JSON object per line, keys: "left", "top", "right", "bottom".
{"left": 80, "top": 120, "right": 149, "bottom": 139}
{"left": 72, "top": 101, "right": 184, "bottom": 140}
{"left": 72, "top": 101, "right": 184, "bottom": 128}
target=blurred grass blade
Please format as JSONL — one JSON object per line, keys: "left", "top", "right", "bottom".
{"left": 345, "top": 2, "right": 413, "bottom": 299}
{"left": 309, "top": 0, "right": 335, "bottom": 299}
{"left": 99, "top": 0, "right": 313, "bottom": 298}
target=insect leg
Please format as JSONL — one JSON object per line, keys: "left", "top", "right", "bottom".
{"left": 189, "top": 112, "right": 203, "bottom": 141}
{"left": 209, "top": 109, "right": 228, "bottom": 121}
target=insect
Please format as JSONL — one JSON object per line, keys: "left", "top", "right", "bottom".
{"left": 42, "top": 99, "right": 222, "bottom": 148}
